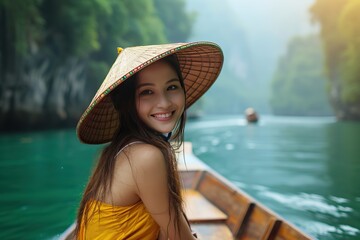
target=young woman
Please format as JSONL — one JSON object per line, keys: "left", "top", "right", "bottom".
{"left": 75, "top": 42, "right": 223, "bottom": 239}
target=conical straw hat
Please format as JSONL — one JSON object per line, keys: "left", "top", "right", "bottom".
{"left": 77, "top": 41, "right": 224, "bottom": 144}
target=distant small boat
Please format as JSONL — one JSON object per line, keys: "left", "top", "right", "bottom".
{"left": 245, "top": 108, "right": 259, "bottom": 123}
{"left": 187, "top": 111, "right": 203, "bottom": 120}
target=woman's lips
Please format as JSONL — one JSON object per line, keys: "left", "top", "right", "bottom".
{"left": 152, "top": 111, "right": 174, "bottom": 120}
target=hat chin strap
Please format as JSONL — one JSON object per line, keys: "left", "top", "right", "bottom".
{"left": 161, "top": 132, "right": 172, "bottom": 142}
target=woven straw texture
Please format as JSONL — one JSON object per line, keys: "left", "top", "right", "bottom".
{"left": 77, "top": 41, "right": 223, "bottom": 144}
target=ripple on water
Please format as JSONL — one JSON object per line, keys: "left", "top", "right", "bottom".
{"left": 260, "top": 191, "right": 352, "bottom": 218}
{"left": 339, "top": 225, "right": 360, "bottom": 236}
{"left": 257, "top": 191, "right": 359, "bottom": 239}
{"left": 225, "top": 143, "right": 234, "bottom": 150}
{"left": 303, "top": 221, "right": 337, "bottom": 238}
{"left": 329, "top": 196, "right": 349, "bottom": 204}
{"left": 304, "top": 222, "right": 360, "bottom": 239}
{"left": 211, "top": 138, "right": 220, "bottom": 146}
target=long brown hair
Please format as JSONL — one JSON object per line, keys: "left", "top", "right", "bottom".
{"left": 75, "top": 55, "right": 187, "bottom": 237}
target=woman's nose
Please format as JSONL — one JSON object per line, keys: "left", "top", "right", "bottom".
{"left": 157, "top": 93, "right": 172, "bottom": 108}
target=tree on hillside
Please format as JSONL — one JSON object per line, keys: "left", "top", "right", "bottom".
{"left": 270, "top": 35, "right": 333, "bottom": 116}
{"left": 311, "top": 0, "right": 360, "bottom": 120}
{"left": 153, "top": 0, "right": 195, "bottom": 42}
{"left": 338, "top": 0, "right": 360, "bottom": 104}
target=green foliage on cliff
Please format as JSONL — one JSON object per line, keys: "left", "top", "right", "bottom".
{"left": 154, "top": 0, "right": 195, "bottom": 43}
{"left": 270, "top": 35, "right": 333, "bottom": 116}
{"left": 0, "top": 0, "right": 193, "bottom": 130}
{"left": 311, "top": 0, "right": 360, "bottom": 119}
{"left": 338, "top": 0, "right": 360, "bottom": 104}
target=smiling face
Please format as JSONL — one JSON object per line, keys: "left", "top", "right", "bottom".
{"left": 135, "top": 60, "right": 185, "bottom": 134}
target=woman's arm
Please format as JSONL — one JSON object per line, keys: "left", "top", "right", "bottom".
{"left": 129, "top": 144, "right": 196, "bottom": 240}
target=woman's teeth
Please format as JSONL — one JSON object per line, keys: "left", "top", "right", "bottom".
{"left": 153, "top": 112, "right": 172, "bottom": 119}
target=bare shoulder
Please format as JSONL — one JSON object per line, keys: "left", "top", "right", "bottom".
{"left": 125, "top": 143, "right": 166, "bottom": 172}
{"left": 124, "top": 143, "right": 168, "bottom": 197}
{"left": 111, "top": 142, "right": 167, "bottom": 204}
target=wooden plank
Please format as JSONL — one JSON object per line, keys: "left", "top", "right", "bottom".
{"left": 273, "top": 221, "right": 312, "bottom": 240}
{"left": 262, "top": 218, "right": 282, "bottom": 240}
{"left": 180, "top": 170, "right": 203, "bottom": 189}
{"left": 238, "top": 205, "right": 281, "bottom": 240}
{"left": 195, "top": 171, "right": 253, "bottom": 235}
{"left": 183, "top": 189, "right": 228, "bottom": 223}
{"left": 190, "top": 222, "right": 233, "bottom": 240}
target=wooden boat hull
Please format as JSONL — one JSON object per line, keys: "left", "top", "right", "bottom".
{"left": 181, "top": 169, "right": 313, "bottom": 240}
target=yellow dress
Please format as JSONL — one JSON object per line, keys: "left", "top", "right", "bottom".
{"left": 78, "top": 200, "right": 160, "bottom": 240}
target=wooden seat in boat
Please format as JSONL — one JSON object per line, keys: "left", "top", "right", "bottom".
{"left": 183, "top": 189, "right": 227, "bottom": 222}
{"left": 182, "top": 188, "right": 233, "bottom": 239}
{"left": 182, "top": 170, "right": 254, "bottom": 237}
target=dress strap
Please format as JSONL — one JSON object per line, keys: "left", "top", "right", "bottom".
{"left": 115, "top": 141, "right": 143, "bottom": 158}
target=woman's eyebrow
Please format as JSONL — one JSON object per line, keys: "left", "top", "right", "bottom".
{"left": 167, "top": 78, "right": 180, "bottom": 84}
{"left": 136, "top": 82, "right": 154, "bottom": 89}
{"left": 136, "top": 78, "right": 180, "bottom": 89}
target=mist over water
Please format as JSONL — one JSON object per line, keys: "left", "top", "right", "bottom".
{"left": 187, "top": 0, "right": 319, "bottom": 114}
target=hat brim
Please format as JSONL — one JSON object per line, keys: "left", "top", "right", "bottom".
{"left": 77, "top": 41, "right": 224, "bottom": 144}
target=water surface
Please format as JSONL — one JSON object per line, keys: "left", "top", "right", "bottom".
{"left": 0, "top": 115, "right": 359, "bottom": 239}
{"left": 186, "top": 115, "right": 360, "bottom": 240}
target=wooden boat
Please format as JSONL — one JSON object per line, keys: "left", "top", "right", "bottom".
{"left": 245, "top": 107, "right": 259, "bottom": 123}
{"left": 60, "top": 142, "right": 313, "bottom": 240}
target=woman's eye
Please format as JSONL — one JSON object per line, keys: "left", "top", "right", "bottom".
{"left": 168, "top": 85, "right": 179, "bottom": 91}
{"left": 139, "top": 89, "right": 153, "bottom": 96}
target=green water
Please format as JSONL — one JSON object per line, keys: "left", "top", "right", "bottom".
{"left": 0, "top": 115, "right": 359, "bottom": 240}
{"left": 0, "top": 130, "right": 100, "bottom": 239}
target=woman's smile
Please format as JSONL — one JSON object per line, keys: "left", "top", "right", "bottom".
{"left": 151, "top": 111, "right": 175, "bottom": 121}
